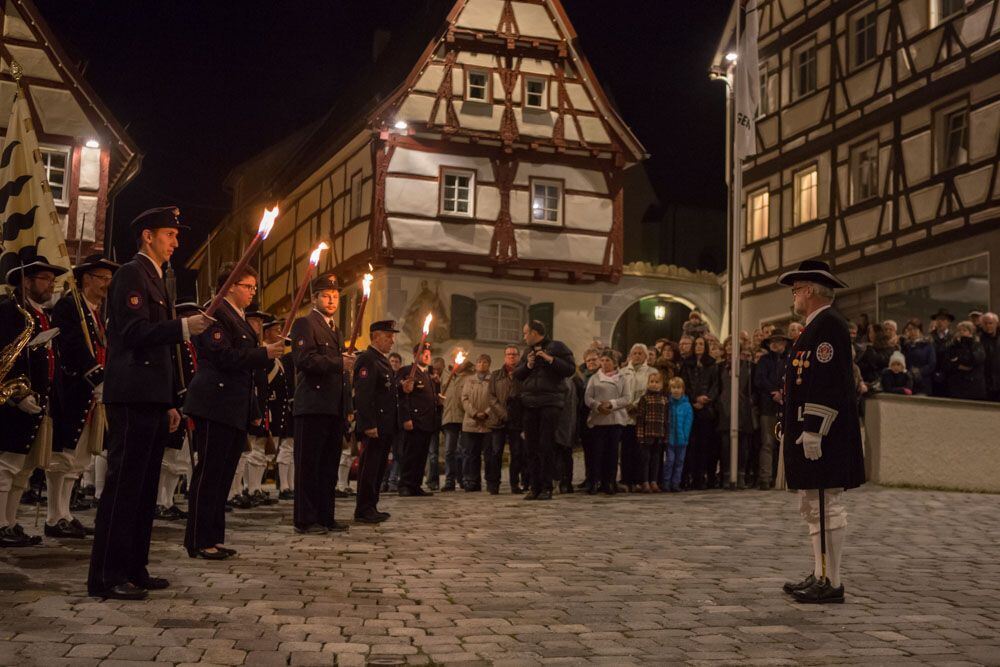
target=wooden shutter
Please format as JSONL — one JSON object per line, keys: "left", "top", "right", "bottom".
{"left": 451, "top": 294, "right": 477, "bottom": 339}
{"left": 528, "top": 302, "right": 554, "bottom": 338}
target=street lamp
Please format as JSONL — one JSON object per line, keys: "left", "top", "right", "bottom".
{"left": 394, "top": 120, "right": 408, "bottom": 130}
{"left": 725, "top": 51, "right": 738, "bottom": 63}
{"left": 654, "top": 304, "right": 667, "bottom": 321}
{"left": 85, "top": 138, "right": 100, "bottom": 149}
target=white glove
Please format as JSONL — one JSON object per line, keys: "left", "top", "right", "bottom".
{"left": 93, "top": 383, "right": 104, "bottom": 401}
{"left": 16, "top": 395, "right": 43, "bottom": 415}
{"left": 796, "top": 431, "right": 822, "bottom": 461}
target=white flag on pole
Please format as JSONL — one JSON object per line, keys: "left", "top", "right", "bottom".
{"left": 734, "top": 0, "right": 760, "bottom": 161}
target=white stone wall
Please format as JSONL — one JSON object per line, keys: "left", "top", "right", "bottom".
{"left": 866, "top": 394, "right": 1000, "bottom": 493}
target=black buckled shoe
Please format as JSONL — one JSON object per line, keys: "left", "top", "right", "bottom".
{"left": 252, "top": 490, "right": 277, "bottom": 506}
{"left": 230, "top": 493, "right": 253, "bottom": 509}
{"left": 70, "top": 518, "right": 96, "bottom": 536}
{"left": 187, "top": 547, "right": 230, "bottom": 559}
{"left": 324, "top": 521, "right": 350, "bottom": 533}
{"left": 536, "top": 490, "right": 553, "bottom": 500}
{"left": 334, "top": 488, "right": 349, "bottom": 498}
{"left": 792, "top": 577, "right": 845, "bottom": 604}
{"left": 353, "top": 511, "right": 387, "bottom": 524}
{"left": 523, "top": 491, "right": 540, "bottom": 501}
{"left": 44, "top": 519, "right": 86, "bottom": 539}
{"left": 10, "top": 524, "right": 42, "bottom": 545}
{"left": 0, "top": 525, "right": 33, "bottom": 547}
{"left": 214, "top": 546, "right": 237, "bottom": 557}
{"left": 782, "top": 573, "right": 816, "bottom": 595}
{"left": 132, "top": 576, "right": 170, "bottom": 590}
{"left": 278, "top": 489, "right": 294, "bottom": 500}
{"left": 294, "top": 524, "right": 328, "bottom": 535}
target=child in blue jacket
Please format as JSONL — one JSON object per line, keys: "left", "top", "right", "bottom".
{"left": 664, "top": 376, "right": 693, "bottom": 492}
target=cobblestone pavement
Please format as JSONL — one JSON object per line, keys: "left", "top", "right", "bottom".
{"left": 2, "top": 483, "right": 999, "bottom": 666}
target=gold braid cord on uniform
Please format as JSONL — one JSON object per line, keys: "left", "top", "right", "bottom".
{"left": 0, "top": 301, "right": 34, "bottom": 404}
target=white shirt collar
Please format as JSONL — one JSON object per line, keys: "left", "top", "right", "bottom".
{"left": 805, "top": 303, "right": 833, "bottom": 327}
{"left": 83, "top": 296, "right": 101, "bottom": 312}
{"left": 312, "top": 308, "right": 335, "bottom": 328}
{"left": 137, "top": 252, "right": 163, "bottom": 278}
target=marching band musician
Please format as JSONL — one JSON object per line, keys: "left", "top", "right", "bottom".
{"left": 87, "top": 206, "right": 211, "bottom": 600}
{"left": 0, "top": 255, "right": 64, "bottom": 548}
{"left": 182, "top": 263, "right": 283, "bottom": 559}
{"left": 45, "top": 254, "right": 118, "bottom": 539}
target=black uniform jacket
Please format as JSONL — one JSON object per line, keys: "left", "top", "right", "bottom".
{"left": 247, "top": 365, "right": 269, "bottom": 437}
{"left": 103, "top": 254, "right": 184, "bottom": 405}
{"left": 166, "top": 340, "right": 198, "bottom": 450}
{"left": 400, "top": 363, "right": 441, "bottom": 432}
{"left": 782, "top": 306, "right": 865, "bottom": 491}
{"left": 183, "top": 299, "right": 270, "bottom": 431}
{"left": 51, "top": 293, "right": 105, "bottom": 452}
{"left": 291, "top": 309, "right": 346, "bottom": 417}
{"left": 266, "top": 353, "right": 295, "bottom": 438}
{"left": 353, "top": 346, "right": 405, "bottom": 437}
{"left": 0, "top": 295, "right": 55, "bottom": 454}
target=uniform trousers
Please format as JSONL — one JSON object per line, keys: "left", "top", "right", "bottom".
{"left": 87, "top": 404, "right": 169, "bottom": 595}
{"left": 46, "top": 421, "right": 95, "bottom": 525}
{"left": 0, "top": 443, "right": 45, "bottom": 528}
{"left": 400, "top": 429, "right": 434, "bottom": 492}
{"left": 184, "top": 418, "right": 245, "bottom": 551}
{"left": 157, "top": 435, "right": 191, "bottom": 508}
{"left": 522, "top": 405, "right": 561, "bottom": 494}
{"left": 487, "top": 428, "right": 524, "bottom": 490}
{"left": 355, "top": 433, "right": 392, "bottom": 517}
{"left": 275, "top": 437, "right": 294, "bottom": 491}
{"left": 245, "top": 435, "right": 268, "bottom": 494}
{"left": 293, "top": 414, "right": 342, "bottom": 528}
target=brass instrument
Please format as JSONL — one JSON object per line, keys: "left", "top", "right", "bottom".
{"left": 0, "top": 301, "right": 35, "bottom": 404}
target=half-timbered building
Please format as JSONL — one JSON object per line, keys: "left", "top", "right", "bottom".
{"left": 715, "top": 0, "right": 999, "bottom": 328}
{"left": 189, "top": 0, "right": 726, "bottom": 356}
{"left": 0, "top": 0, "right": 140, "bottom": 258}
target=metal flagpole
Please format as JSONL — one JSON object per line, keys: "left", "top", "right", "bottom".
{"left": 728, "top": 1, "right": 743, "bottom": 488}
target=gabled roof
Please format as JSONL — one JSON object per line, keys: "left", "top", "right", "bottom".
{"left": 0, "top": 0, "right": 141, "bottom": 193}
{"left": 262, "top": 0, "right": 646, "bottom": 198}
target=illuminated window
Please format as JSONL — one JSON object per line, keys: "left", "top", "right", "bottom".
{"left": 40, "top": 147, "right": 70, "bottom": 205}
{"left": 531, "top": 179, "right": 562, "bottom": 225}
{"left": 747, "top": 188, "right": 769, "bottom": 242}
{"left": 793, "top": 166, "right": 818, "bottom": 225}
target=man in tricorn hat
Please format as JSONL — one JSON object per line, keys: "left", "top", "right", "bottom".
{"left": 0, "top": 253, "right": 66, "bottom": 547}
{"left": 45, "top": 254, "right": 119, "bottom": 539}
{"left": 753, "top": 326, "right": 792, "bottom": 490}
{"left": 353, "top": 319, "right": 410, "bottom": 523}
{"left": 289, "top": 273, "right": 354, "bottom": 534}
{"left": 87, "top": 206, "right": 211, "bottom": 599}
{"left": 777, "top": 259, "right": 865, "bottom": 604}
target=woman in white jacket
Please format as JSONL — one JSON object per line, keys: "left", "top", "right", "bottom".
{"left": 585, "top": 349, "right": 631, "bottom": 495}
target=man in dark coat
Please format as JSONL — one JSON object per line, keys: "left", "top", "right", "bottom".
{"left": 46, "top": 254, "right": 117, "bottom": 539}
{"left": 929, "top": 308, "right": 955, "bottom": 397}
{"left": 0, "top": 256, "right": 65, "bottom": 548}
{"left": 778, "top": 260, "right": 865, "bottom": 605}
{"left": 87, "top": 206, "right": 211, "bottom": 600}
{"left": 353, "top": 320, "right": 409, "bottom": 522}
{"left": 513, "top": 320, "right": 576, "bottom": 501}
{"left": 183, "top": 263, "right": 282, "bottom": 559}
{"left": 263, "top": 319, "right": 296, "bottom": 499}
{"left": 290, "top": 274, "right": 353, "bottom": 534}
{"left": 398, "top": 342, "right": 439, "bottom": 497}
{"left": 753, "top": 328, "right": 791, "bottom": 489}
{"left": 981, "top": 313, "right": 1000, "bottom": 402}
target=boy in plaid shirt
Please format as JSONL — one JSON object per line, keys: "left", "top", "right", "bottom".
{"left": 635, "top": 371, "right": 668, "bottom": 492}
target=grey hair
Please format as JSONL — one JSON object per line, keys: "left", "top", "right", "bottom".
{"left": 808, "top": 282, "right": 836, "bottom": 301}
{"left": 629, "top": 343, "right": 649, "bottom": 356}
{"left": 982, "top": 312, "right": 998, "bottom": 323}
{"left": 882, "top": 319, "right": 898, "bottom": 331}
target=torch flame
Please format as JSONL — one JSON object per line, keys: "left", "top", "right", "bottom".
{"left": 309, "top": 241, "right": 329, "bottom": 266}
{"left": 258, "top": 206, "right": 279, "bottom": 239}
{"left": 422, "top": 313, "right": 433, "bottom": 335}
{"left": 367, "top": 262, "right": 374, "bottom": 271}
{"left": 455, "top": 351, "right": 466, "bottom": 365}
{"left": 361, "top": 273, "right": 373, "bottom": 298}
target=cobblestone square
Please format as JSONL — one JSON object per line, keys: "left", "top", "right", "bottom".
{"left": 2, "top": 484, "right": 999, "bottom": 665}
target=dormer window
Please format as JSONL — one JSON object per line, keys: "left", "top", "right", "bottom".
{"left": 466, "top": 69, "right": 490, "bottom": 102}
{"left": 525, "top": 77, "right": 547, "bottom": 109}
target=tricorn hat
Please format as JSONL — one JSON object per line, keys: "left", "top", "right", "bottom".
{"left": 174, "top": 299, "right": 202, "bottom": 315}
{"left": 246, "top": 310, "right": 275, "bottom": 324}
{"left": 262, "top": 319, "right": 283, "bottom": 332}
{"left": 130, "top": 206, "right": 189, "bottom": 236}
{"left": 929, "top": 308, "right": 955, "bottom": 321}
{"left": 72, "top": 253, "right": 120, "bottom": 281}
{"left": 777, "top": 259, "right": 847, "bottom": 289}
{"left": 5, "top": 254, "right": 68, "bottom": 286}
{"left": 370, "top": 319, "right": 400, "bottom": 334}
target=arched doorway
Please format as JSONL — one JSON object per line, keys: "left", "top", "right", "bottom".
{"left": 611, "top": 295, "right": 695, "bottom": 354}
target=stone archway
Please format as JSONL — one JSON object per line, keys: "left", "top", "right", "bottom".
{"left": 611, "top": 294, "right": 694, "bottom": 354}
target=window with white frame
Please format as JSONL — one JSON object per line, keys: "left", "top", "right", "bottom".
{"left": 440, "top": 169, "right": 474, "bottom": 217}
{"left": 932, "top": 0, "right": 966, "bottom": 27}
{"left": 531, "top": 179, "right": 562, "bottom": 225}
{"left": 852, "top": 10, "right": 878, "bottom": 69}
{"left": 40, "top": 147, "right": 70, "bottom": 205}
{"left": 850, "top": 139, "right": 879, "bottom": 204}
{"left": 747, "top": 189, "right": 769, "bottom": 242}
{"left": 793, "top": 44, "right": 818, "bottom": 100}
{"left": 466, "top": 69, "right": 489, "bottom": 102}
{"left": 793, "top": 166, "right": 818, "bottom": 225}
{"left": 525, "top": 77, "right": 547, "bottom": 109}
{"left": 349, "top": 171, "right": 363, "bottom": 220}
{"left": 476, "top": 299, "right": 524, "bottom": 343}
{"left": 937, "top": 104, "right": 968, "bottom": 172}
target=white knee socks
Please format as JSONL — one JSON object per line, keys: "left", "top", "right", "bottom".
{"left": 229, "top": 465, "right": 244, "bottom": 500}
{"left": 157, "top": 468, "right": 180, "bottom": 508}
{"left": 246, "top": 462, "right": 264, "bottom": 494}
{"left": 5, "top": 485, "right": 25, "bottom": 526}
{"left": 62, "top": 475, "right": 77, "bottom": 522}
{"left": 94, "top": 455, "right": 107, "bottom": 499}
{"left": 278, "top": 462, "right": 294, "bottom": 491}
{"left": 811, "top": 532, "right": 823, "bottom": 579}
{"left": 337, "top": 452, "right": 352, "bottom": 490}
{"left": 827, "top": 527, "right": 844, "bottom": 588}
{"left": 45, "top": 471, "right": 65, "bottom": 525}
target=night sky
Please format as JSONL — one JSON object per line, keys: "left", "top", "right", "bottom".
{"left": 33, "top": 0, "right": 731, "bottom": 272}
